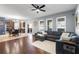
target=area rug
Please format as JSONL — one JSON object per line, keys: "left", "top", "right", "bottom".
{"left": 32, "top": 40, "right": 56, "bottom": 54}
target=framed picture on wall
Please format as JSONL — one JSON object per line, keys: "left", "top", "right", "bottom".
{"left": 40, "top": 21, "right": 44, "bottom": 26}
{"left": 39, "top": 20, "right": 45, "bottom": 31}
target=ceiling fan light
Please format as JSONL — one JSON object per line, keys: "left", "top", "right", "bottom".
{"left": 36, "top": 9, "right": 40, "bottom": 12}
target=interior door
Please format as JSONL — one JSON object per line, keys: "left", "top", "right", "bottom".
{"left": 20, "top": 20, "right": 25, "bottom": 33}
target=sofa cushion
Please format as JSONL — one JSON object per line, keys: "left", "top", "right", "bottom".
{"left": 52, "top": 31, "right": 62, "bottom": 36}
{"left": 47, "top": 31, "right": 53, "bottom": 35}
{"left": 37, "top": 34, "right": 44, "bottom": 36}
{"left": 35, "top": 31, "right": 62, "bottom": 41}
{"left": 60, "top": 32, "right": 70, "bottom": 40}
{"left": 47, "top": 31, "right": 62, "bottom": 36}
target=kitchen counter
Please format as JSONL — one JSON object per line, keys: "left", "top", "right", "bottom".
{"left": 0, "top": 33, "right": 27, "bottom": 43}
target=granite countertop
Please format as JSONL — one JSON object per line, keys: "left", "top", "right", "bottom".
{"left": 0, "top": 33, "right": 27, "bottom": 43}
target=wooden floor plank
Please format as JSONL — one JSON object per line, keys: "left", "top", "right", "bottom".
{"left": 0, "top": 34, "right": 49, "bottom": 54}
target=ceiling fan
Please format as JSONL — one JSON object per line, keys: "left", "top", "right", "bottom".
{"left": 31, "top": 4, "right": 46, "bottom": 13}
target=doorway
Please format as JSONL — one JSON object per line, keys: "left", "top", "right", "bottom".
{"left": 20, "top": 20, "right": 25, "bottom": 33}
{"left": 27, "top": 24, "right": 32, "bottom": 33}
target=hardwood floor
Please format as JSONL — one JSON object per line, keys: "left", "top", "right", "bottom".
{"left": 0, "top": 34, "right": 48, "bottom": 54}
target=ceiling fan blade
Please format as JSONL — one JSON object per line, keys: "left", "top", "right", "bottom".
{"left": 40, "top": 9, "right": 46, "bottom": 12}
{"left": 32, "top": 9, "right": 36, "bottom": 11}
{"left": 40, "top": 5, "right": 45, "bottom": 8}
{"left": 32, "top": 4, "right": 37, "bottom": 9}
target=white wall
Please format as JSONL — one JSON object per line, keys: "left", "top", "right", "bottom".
{"left": 0, "top": 5, "right": 26, "bottom": 19}
{"left": 32, "top": 20, "right": 39, "bottom": 34}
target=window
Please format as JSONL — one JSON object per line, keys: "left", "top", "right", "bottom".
{"left": 46, "top": 18, "right": 53, "bottom": 31}
{"left": 47, "top": 20, "right": 53, "bottom": 31}
{"left": 56, "top": 16, "right": 66, "bottom": 32}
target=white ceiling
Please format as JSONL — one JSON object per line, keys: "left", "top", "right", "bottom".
{"left": 0, "top": 4, "right": 77, "bottom": 19}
